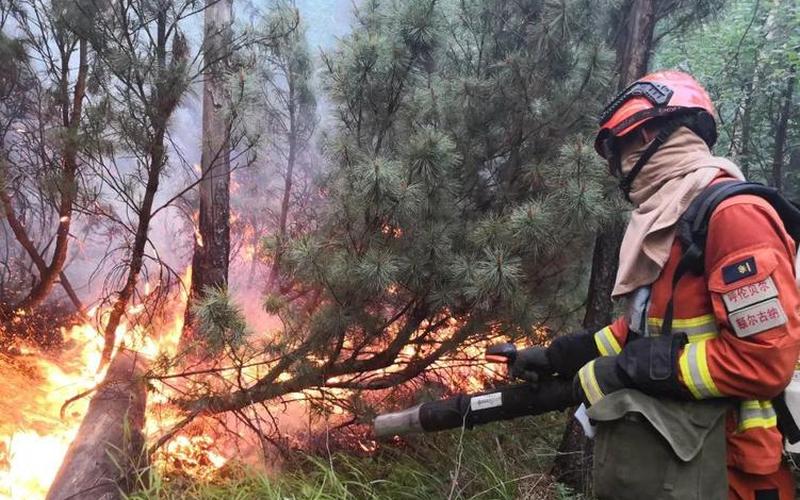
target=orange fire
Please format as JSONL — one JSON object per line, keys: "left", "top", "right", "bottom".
{"left": 0, "top": 268, "right": 209, "bottom": 499}
{"left": 0, "top": 259, "right": 534, "bottom": 498}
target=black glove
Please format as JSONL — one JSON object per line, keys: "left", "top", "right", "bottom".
{"left": 616, "top": 333, "right": 691, "bottom": 399}
{"left": 510, "top": 329, "right": 600, "bottom": 383}
{"left": 573, "top": 355, "right": 629, "bottom": 406}
{"left": 546, "top": 330, "right": 601, "bottom": 377}
{"left": 510, "top": 346, "right": 551, "bottom": 383}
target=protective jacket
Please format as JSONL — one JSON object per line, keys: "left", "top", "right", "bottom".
{"left": 590, "top": 183, "right": 800, "bottom": 498}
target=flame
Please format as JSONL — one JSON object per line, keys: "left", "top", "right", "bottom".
{"left": 380, "top": 223, "right": 403, "bottom": 238}
{"left": 0, "top": 267, "right": 209, "bottom": 499}
{"left": 242, "top": 244, "right": 256, "bottom": 261}
{"left": 0, "top": 252, "right": 537, "bottom": 498}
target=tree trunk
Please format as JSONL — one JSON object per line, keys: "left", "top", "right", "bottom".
{"left": 100, "top": 10, "right": 180, "bottom": 366}
{"left": 552, "top": 0, "right": 655, "bottom": 492}
{"left": 771, "top": 65, "right": 796, "bottom": 192}
{"left": 46, "top": 349, "right": 149, "bottom": 500}
{"left": 184, "top": 0, "right": 233, "bottom": 338}
{"left": 614, "top": 0, "right": 656, "bottom": 89}
{"left": 100, "top": 133, "right": 164, "bottom": 365}
{"left": 0, "top": 38, "right": 88, "bottom": 318}
{"left": 267, "top": 77, "right": 297, "bottom": 291}
{"left": 738, "top": 77, "right": 755, "bottom": 178}
{"left": 0, "top": 189, "right": 85, "bottom": 316}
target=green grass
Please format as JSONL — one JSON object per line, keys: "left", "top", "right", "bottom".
{"left": 128, "top": 412, "right": 584, "bottom": 500}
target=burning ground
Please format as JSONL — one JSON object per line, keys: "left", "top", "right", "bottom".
{"left": 0, "top": 260, "right": 530, "bottom": 498}
{"left": 0, "top": 280, "right": 186, "bottom": 498}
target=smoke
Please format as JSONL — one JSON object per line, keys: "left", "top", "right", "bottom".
{"left": 0, "top": 0, "right": 363, "bottom": 479}
{"left": 1, "top": 0, "right": 353, "bottom": 318}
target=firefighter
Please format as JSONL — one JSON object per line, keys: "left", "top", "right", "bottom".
{"left": 511, "top": 70, "right": 800, "bottom": 499}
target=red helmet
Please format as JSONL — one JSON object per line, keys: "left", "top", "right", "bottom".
{"left": 594, "top": 70, "right": 717, "bottom": 159}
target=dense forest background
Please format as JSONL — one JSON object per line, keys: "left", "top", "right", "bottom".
{"left": 0, "top": 0, "right": 798, "bottom": 498}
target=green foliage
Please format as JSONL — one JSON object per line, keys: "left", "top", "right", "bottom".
{"left": 272, "top": 0, "right": 617, "bottom": 356}
{"left": 191, "top": 286, "right": 250, "bottom": 352}
{"left": 0, "top": 31, "right": 28, "bottom": 98}
{"left": 655, "top": 0, "right": 800, "bottom": 192}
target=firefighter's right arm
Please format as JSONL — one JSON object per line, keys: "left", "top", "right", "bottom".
{"left": 511, "top": 317, "right": 631, "bottom": 382}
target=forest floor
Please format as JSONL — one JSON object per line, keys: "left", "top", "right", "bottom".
{"left": 131, "top": 413, "right": 580, "bottom": 500}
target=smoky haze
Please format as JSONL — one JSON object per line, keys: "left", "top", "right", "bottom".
{"left": 2, "top": 0, "right": 355, "bottom": 329}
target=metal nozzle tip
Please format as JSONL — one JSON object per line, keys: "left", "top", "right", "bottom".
{"left": 373, "top": 404, "right": 423, "bottom": 439}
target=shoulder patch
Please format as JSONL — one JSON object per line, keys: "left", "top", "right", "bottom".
{"left": 723, "top": 277, "right": 778, "bottom": 312}
{"left": 729, "top": 298, "right": 786, "bottom": 338}
{"left": 723, "top": 256, "right": 757, "bottom": 284}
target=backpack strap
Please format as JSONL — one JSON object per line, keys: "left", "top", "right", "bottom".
{"left": 661, "top": 181, "right": 800, "bottom": 337}
{"left": 660, "top": 180, "right": 800, "bottom": 444}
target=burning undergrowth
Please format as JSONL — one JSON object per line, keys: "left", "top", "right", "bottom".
{"left": 0, "top": 302, "right": 83, "bottom": 352}
{"left": 0, "top": 260, "right": 542, "bottom": 498}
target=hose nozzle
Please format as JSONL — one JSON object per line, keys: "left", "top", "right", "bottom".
{"left": 373, "top": 404, "right": 423, "bottom": 439}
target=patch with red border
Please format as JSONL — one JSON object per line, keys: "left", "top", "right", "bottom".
{"left": 728, "top": 298, "right": 786, "bottom": 338}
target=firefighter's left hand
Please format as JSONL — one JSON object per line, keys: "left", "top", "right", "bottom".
{"left": 573, "top": 355, "right": 629, "bottom": 406}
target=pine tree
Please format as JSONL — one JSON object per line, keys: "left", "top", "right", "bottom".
{"left": 186, "top": 0, "right": 616, "bottom": 415}
{"left": 0, "top": 2, "right": 90, "bottom": 322}
{"left": 257, "top": 2, "right": 318, "bottom": 292}
{"left": 83, "top": 1, "right": 192, "bottom": 366}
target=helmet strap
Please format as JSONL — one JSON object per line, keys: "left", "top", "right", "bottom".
{"left": 619, "top": 119, "right": 684, "bottom": 202}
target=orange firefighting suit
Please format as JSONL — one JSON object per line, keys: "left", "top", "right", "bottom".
{"left": 591, "top": 190, "right": 800, "bottom": 499}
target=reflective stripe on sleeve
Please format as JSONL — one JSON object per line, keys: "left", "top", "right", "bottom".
{"left": 578, "top": 360, "right": 605, "bottom": 405}
{"left": 648, "top": 314, "right": 719, "bottom": 343}
{"left": 737, "top": 400, "right": 777, "bottom": 431}
{"left": 594, "top": 326, "right": 622, "bottom": 356}
{"left": 678, "top": 340, "right": 722, "bottom": 399}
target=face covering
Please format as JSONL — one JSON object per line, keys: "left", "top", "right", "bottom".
{"left": 612, "top": 126, "right": 744, "bottom": 298}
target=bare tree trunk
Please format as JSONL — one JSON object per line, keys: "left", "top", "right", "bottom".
{"left": 267, "top": 80, "right": 297, "bottom": 290}
{"left": 0, "top": 189, "right": 85, "bottom": 316}
{"left": 614, "top": 0, "right": 655, "bottom": 88}
{"left": 100, "top": 11, "right": 178, "bottom": 366}
{"left": 0, "top": 38, "right": 88, "bottom": 318}
{"left": 46, "top": 349, "right": 149, "bottom": 500}
{"left": 184, "top": 0, "right": 233, "bottom": 338}
{"left": 771, "top": 65, "right": 796, "bottom": 192}
{"left": 552, "top": 0, "right": 655, "bottom": 492}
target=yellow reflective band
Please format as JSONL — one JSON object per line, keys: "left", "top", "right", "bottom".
{"left": 741, "top": 400, "right": 773, "bottom": 410}
{"left": 593, "top": 326, "right": 622, "bottom": 356}
{"left": 648, "top": 314, "right": 716, "bottom": 329}
{"left": 687, "top": 332, "right": 718, "bottom": 343}
{"left": 738, "top": 417, "right": 778, "bottom": 431}
{"left": 695, "top": 341, "right": 721, "bottom": 397}
{"left": 679, "top": 347, "right": 702, "bottom": 399}
{"left": 678, "top": 340, "right": 721, "bottom": 399}
{"left": 578, "top": 360, "right": 605, "bottom": 405}
{"left": 648, "top": 314, "right": 718, "bottom": 341}
{"left": 738, "top": 400, "right": 778, "bottom": 431}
